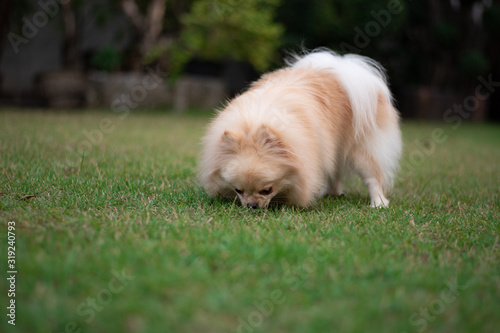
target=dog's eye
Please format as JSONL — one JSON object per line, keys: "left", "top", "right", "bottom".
{"left": 259, "top": 187, "right": 273, "bottom": 195}
{"left": 235, "top": 189, "right": 243, "bottom": 194}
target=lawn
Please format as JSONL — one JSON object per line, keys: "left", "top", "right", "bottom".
{"left": 1, "top": 109, "right": 499, "bottom": 333}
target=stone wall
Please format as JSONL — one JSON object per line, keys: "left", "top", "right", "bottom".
{"left": 87, "top": 72, "right": 226, "bottom": 111}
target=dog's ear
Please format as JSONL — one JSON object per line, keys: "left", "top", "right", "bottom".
{"left": 220, "top": 130, "right": 241, "bottom": 153}
{"left": 256, "top": 125, "right": 287, "bottom": 155}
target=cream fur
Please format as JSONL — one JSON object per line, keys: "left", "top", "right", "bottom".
{"left": 199, "top": 49, "right": 402, "bottom": 208}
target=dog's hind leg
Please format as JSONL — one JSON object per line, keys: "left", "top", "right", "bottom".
{"left": 349, "top": 149, "right": 389, "bottom": 207}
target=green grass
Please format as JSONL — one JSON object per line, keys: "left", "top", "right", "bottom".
{"left": 1, "top": 109, "right": 499, "bottom": 333}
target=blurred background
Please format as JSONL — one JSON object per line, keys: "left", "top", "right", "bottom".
{"left": 0, "top": 0, "right": 499, "bottom": 121}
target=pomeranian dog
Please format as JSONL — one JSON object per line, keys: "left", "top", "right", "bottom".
{"left": 199, "top": 48, "right": 402, "bottom": 208}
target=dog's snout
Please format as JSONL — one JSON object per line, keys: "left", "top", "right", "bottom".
{"left": 247, "top": 202, "right": 258, "bottom": 209}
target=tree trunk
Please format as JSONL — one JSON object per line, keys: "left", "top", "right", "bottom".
{"left": 61, "top": 0, "right": 79, "bottom": 69}
{"left": 121, "top": 0, "right": 167, "bottom": 72}
{"left": 142, "top": 0, "right": 167, "bottom": 55}
{"left": 0, "top": 0, "right": 13, "bottom": 61}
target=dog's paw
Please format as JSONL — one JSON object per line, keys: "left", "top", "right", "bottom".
{"left": 370, "top": 196, "right": 389, "bottom": 208}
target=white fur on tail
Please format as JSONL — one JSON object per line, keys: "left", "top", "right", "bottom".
{"left": 286, "top": 48, "right": 394, "bottom": 136}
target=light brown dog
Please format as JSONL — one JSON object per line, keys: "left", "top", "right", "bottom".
{"left": 199, "top": 49, "right": 402, "bottom": 208}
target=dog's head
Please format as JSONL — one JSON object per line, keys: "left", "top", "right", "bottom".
{"left": 217, "top": 125, "right": 296, "bottom": 208}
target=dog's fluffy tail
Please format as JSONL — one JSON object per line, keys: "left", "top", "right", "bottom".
{"left": 286, "top": 48, "right": 394, "bottom": 136}
{"left": 287, "top": 48, "right": 401, "bottom": 190}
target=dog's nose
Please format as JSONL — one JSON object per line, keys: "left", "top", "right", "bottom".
{"left": 247, "top": 202, "right": 258, "bottom": 209}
